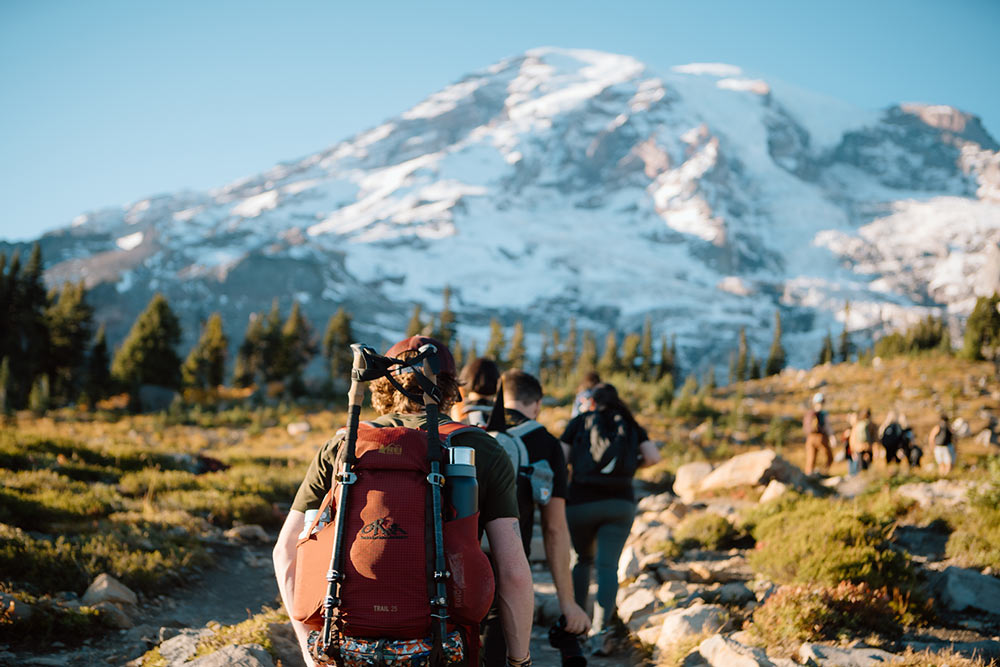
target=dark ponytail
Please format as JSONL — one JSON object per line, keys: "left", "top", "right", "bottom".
{"left": 592, "top": 383, "right": 640, "bottom": 432}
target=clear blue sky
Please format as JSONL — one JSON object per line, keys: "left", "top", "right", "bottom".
{"left": 1, "top": 0, "right": 997, "bottom": 241}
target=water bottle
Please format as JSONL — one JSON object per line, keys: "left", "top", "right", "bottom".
{"left": 445, "top": 447, "right": 478, "bottom": 521}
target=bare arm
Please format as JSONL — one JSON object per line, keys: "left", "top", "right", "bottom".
{"left": 273, "top": 510, "right": 316, "bottom": 667}
{"left": 638, "top": 440, "right": 662, "bottom": 468}
{"left": 539, "top": 498, "right": 590, "bottom": 634}
{"left": 928, "top": 426, "right": 939, "bottom": 448}
{"left": 484, "top": 517, "right": 534, "bottom": 662}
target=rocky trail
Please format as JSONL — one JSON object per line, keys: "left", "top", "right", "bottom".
{"left": 8, "top": 449, "right": 1000, "bottom": 667}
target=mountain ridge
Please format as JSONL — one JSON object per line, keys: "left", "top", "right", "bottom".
{"left": 9, "top": 47, "right": 1000, "bottom": 374}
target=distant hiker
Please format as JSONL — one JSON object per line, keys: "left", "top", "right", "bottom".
{"left": 929, "top": 413, "right": 955, "bottom": 475}
{"left": 571, "top": 371, "right": 601, "bottom": 417}
{"left": 802, "top": 393, "right": 834, "bottom": 475}
{"left": 878, "top": 411, "right": 906, "bottom": 470}
{"left": 901, "top": 425, "right": 921, "bottom": 468}
{"left": 850, "top": 408, "right": 877, "bottom": 473}
{"left": 272, "top": 337, "right": 533, "bottom": 667}
{"left": 560, "top": 383, "right": 661, "bottom": 656}
{"left": 451, "top": 356, "right": 501, "bottom": 426}
{"left": 478, "top": 369, "right": 591, "bottom": 665}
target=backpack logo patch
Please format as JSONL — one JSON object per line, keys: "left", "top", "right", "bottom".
{"left": 360, "top": 517, "right": 408, "bottom": 540}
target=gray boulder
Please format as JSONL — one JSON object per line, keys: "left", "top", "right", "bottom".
{"left": 699, "top": 450, "right": 806, "bottom": 495}
{"left": 937, "top": 566, "right": 1000, "bottom": 616}
{"left": 187, "top": 643, "right": 274, "bottom": 667}
{"left": 674, "top": 462, "right": 714, "bottom": 502}
{"left": 698, "top": 634, "right": 774, "bottom": 666}
{"left": 798, "top": 642, "right": 897, "bottom": 666}
{"left": 655, "top": 602, "right": 726, "bottom": 652}
{"left": 158, "top": 628, "right": 213, "bottom": 665}
{"left": 92, "top": 600, "right": 133, "bottom": 629}
{"left": 618, "top": 586, "right": 658, "bottom": 625}
{"left": 81, "top": 573, "right": 138, "bottom": 607}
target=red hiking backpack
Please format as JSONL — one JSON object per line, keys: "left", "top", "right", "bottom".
{"left": 292, "top": 421, "right": 494, "bottom": 645}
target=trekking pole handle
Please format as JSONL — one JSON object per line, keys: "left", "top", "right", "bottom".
{"left": 348, "top": 344, "right": 368, "bottom": 409}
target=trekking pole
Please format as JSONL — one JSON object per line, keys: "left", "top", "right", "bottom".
{"left": 318, "top": 343, "right": 368, "bottom": 664}
{"left": 420, "top": 345, "right": 450, "bottom": 666}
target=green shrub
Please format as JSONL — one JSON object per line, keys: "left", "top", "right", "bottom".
{"left": 118, "top": 468, "right": 200, "bottom": 496}
{"left": 747, "top": 496, "right": 915, "bottom": 591}
{"left": 0, "top": 593, "right": 108, "bottom": 646}
{"left": 944, "top": 456, "right": 1000, "bottom": 569}
{"left": 749, "top": 582, "right": 902, "bottom": 645}
{"left": 673, "top": 512, "right": 738, "bottom": 551}
{"left": 0, "top": 470, "right": 120, "bottom": 528}
{"left": 158, "top": 489, "right": 274, "bottom": 526}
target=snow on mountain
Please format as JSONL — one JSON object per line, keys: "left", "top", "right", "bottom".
{"left": 23, "top": 47, "right": 1000, "bottom": 373}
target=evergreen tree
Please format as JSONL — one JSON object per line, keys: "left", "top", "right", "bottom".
{"left": 561, "top": 320, "right": 578, "bottom": 379}
{"left": 233, "top": 315, "right": 264, "bottom": 388}
{"left": 577, "top": 330, "right": 598, "bottom": 376}
{"left": 764, "top": 310, "right": 786, "bottom": 376}
{"left": 44, "top": 281, "right": 93, "bottom": 403}
{"left": 182, "top": 313, "right": 229, "bottom": 390}
{"left": 598, "top": 330, "right": 619, "bottom": 377}
{"left": 433, "top": 286, "right": 457, "bottom": 346}
{"left": 749, "top": 356, "right": 762, "bottom": 380}
{"left": 111, "top": 293, "right": 183, "bottom": 390}
{"left": 466, "top": 339, "right": 478, "bottom": 363}
{"left": 279, "top": 301, "right": 316, "bottom": 395}
{"left": 702, "top": 366, "right": 717, "bottom": 393}
{"left": 549, "top": 329, "right": 562, "bottom": 381}
{"left": 728, "top": 349, "right": 738, "bottom": 385}
{"left": 838, "top": 302, "right": 852, "bottom": 363}
{"left": 508, "top": 321, "right": 526, "bottom": 369}
{"left": 485, "top": 318, "right": 506, "bottom": 365}
{"left": 3, "top": 246, "right": 50, "bottom": 408}
{"left": 657, "top": 335, "right": 673, "bottom": 380}
{"left": 86, "top": 325, "right": 112, "bottom": 402}
{"left": 0, "top": 356, "right": 10, "bottom": 416}
{"left": 322, "top": 308, "right": 354, "bottom": 382}
{"left": 640, "top": 317, "right": 654, "bottom": 380}
{"left": 452, "top": 340, "right": 464, "bottom": 371}
{"left": 961, "top": 293, "right": 1000, "bottom": 366}
{"left": 621, "top": 332, "right": 641, "bottom": 376}
{"left": 670, "top": 334, "right": 680, "bottom": 380}
{"left": 736, "top": 327, "right": 749, "bottom": 382}
{"left": 817, "top": 330, "right": 835, "bottom": 366}
{"left": 260, "top": 300, "right": 285, "bottom": 382}
{"left": 406, "top": 304, "right": 426, "bottom": 337}
{"left": 538, "top": 334, "right": 550, "bottom": 381}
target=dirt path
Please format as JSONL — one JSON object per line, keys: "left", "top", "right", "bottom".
{"left": 12, "top": 540, "right": 280, "bottom": 667}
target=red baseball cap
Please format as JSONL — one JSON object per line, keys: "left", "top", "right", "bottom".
{"left": 385, "top": 336, "right": 456, "bottom": 376}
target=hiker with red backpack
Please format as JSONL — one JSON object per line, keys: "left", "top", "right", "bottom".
{"left": 272, "top": 337, "right": 534, "bottom": 667}
{"left": 559, "top": 383, "right": 661, "bottom": 656}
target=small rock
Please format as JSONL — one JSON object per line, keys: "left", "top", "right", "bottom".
{"left": 657, "top": 565, "right": 688, "bottom": 581}
{"left": 0, "top": 592, "right": 34, "bottom": 620}
{"left": 951, "top": 418, "right": 971, "bottom": 438}
{"left": 659, "top": 501, "right": 690, "bottom": 526}
{"left": 656, "top": 580, "right": 688, "bottom": 603}
{"left": 224, "top": 524, "right": 269, "bottom": 543}
{"left": 897, "top": 480, "right": 972, "bottom": 508}
{"left": 93, "top": 601, "right": 134, "bottom": 629}
{"left": 187, "top": 643, "right": 275, "bottom": 667}
{"left": 798, "top": 642, "right": 897, "bottom": 666}
{"left": 698, "top": 633, "right": 773, "bottom": 666}
{"left": 655, "top": 602, "right": 726, "bottom": 652}
{"left": 638, "top": 492, "right": 675, "bottom": 513}
{"left": 81, "top": 573, "right": 138, "bottom": 607}
{"left": 618, "top": 544, "right": 641, "bottom": 581}
{"left": 715, "top": 582, "right": 754, "bottom": 606}
{"left": 758, "top": 480, "right": 788, "bottom": 504}
{"left": 618, "top": 587, "right": 658, "bottom": 624}
{"left": 688, "top": 556, "right": 753, "bottom": 584}
{"left": 286, "top": 421, "right": 312, "bottom": 436}
{"left": 699, "top": 450, "right": 807, "bottom": 495}
{"left": 159, "top": 626, "right": 181, "bottom": 642}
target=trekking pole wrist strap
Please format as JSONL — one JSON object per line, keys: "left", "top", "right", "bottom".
{"left": 506, "top": 654, "right": 531, "bottom": 667}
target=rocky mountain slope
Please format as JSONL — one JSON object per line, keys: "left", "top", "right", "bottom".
{"left": 14, "top": 47, "right": 1000, "bottom": 371}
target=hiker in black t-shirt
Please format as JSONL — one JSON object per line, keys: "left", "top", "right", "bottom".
{"left": 560, "top": 383, "right": 661, "bottom": 656}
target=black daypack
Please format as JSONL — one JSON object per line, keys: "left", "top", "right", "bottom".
{"left": 934, "top": 424, "right": 952, "bottom": 447}
{"left": 882, "top": 423, "right": 903, "bottom": 449}
{"left": 571, "top": 410, "right": 640, "bottom": 486}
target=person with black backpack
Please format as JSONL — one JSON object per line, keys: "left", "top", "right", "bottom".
{"left": 451, "top": 357, "right": 501, "bottom": 427}
{"left": 559, "top": 383, "right": 661, "bottom": 656}
{"left": 929, "top": 413, "right": 955, "bottom": 475}
{"left": 878, "top": 411, "right": 906, "bottom": 471}
{"left": 272, "top": 337, "right": 534, "bottom": 667}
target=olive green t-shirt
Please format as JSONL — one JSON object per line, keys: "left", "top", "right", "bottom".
{"left": 291, "top": 413, "right": 518, "bottom": 532}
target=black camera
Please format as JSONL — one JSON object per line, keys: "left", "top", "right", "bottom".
{"left": 548, "top": 615, "right": 586, "bottom": 667}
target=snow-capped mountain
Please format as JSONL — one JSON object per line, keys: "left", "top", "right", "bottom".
{"left": 21, "top": 47, "right": 1000, "bottom": 371}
